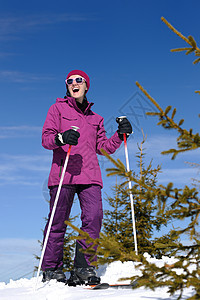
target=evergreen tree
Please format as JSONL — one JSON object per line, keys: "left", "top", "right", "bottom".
{"left": 66, "top": 17, "right": 200, "bottom": 299}
{"left": 103, "top": 135, "right": 169, "bottom": 257}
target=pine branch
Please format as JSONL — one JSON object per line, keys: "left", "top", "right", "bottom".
{"left": 103, "top": 151, "right": 200, "bottom": 242}
{"left": 135, "top": 81, "right": 200, "bottom": 159}
{"left": 161, "top": 17, "right": 200, "bottom": 64}
{"left": 161, "top": 17, "right": 190, "bottom": 45}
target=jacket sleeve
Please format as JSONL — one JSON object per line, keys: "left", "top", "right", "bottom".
{"left": 42, "top": 104, "right": 61, "bottom": 150}
{"left": 96, "top": 118, "right": 122, "bottom": 155}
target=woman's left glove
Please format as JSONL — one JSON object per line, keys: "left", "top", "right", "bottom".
{"left": 116, "top": 117, "right": 132, "bottom": 141}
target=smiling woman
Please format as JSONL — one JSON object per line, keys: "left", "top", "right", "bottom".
{"left": 65, "top": 70, "right": 90, "bottom": 103}
{"left": 40, "top": 69, "right": 132, "bottom": 285}
{"left": 66, "top": 75, "right": 87, "bottom": 101}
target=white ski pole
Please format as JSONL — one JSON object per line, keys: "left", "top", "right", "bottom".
{"left": 117, "top": 116, "right": 138, "bottom": 255}
{"left": 34, "top": 126, "right": 79, "bottom": 290}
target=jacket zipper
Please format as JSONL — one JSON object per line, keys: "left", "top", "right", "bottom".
{"left": 59, "top": 158, "right": 64, "bottom": 177}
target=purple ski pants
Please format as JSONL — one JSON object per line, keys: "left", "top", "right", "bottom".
{"left": 42, "top": 184, "right": 103, "bottom": 271}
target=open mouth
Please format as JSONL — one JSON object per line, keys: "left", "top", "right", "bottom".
{"left": 73, "top": 87, "right": 79, "bottom": 93}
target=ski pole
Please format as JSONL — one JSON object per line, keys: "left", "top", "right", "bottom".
{"left": 34, "top": 126, "right": 79, "bottom": 290}
{"left": 117, "top": 116, "right": 138, "bottom": 255}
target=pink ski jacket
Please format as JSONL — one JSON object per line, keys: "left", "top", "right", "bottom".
{"left": 42, "top": 97, "right": 122, "bottom": 188}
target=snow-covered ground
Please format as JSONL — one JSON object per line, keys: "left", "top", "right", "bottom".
{"left": 0, "top": 255, "right": 195, "bottom": 300}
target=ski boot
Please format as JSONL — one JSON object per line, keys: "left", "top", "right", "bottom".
{"left": 42, "top": 268, "right": 66, "bottom": 283}
{"left": 67, "top": 266, "right": 100, "bottom": 286}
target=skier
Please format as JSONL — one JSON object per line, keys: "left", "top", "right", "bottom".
{"left": 41, "top": 69, "right": 132, "bottom": 285}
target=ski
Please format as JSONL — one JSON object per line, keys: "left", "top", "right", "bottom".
{"left": 85, "top": 282, "right": 135, "bottom": 290}
{"left": 108, "top": 283, "right": 135, "bottom": 289}
{"left": 88, "top": 283, "right": 110, "bottom": 290}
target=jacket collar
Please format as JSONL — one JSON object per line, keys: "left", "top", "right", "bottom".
{"left": 65, "top": 96, "right": 94, "bottom": 114}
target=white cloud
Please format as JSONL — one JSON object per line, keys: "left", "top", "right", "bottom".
{"left": 0, "top": 71, "right": 55, "bottom": 83}
{"left": 0, "top": 153, "right": 51, "bottom": 186}
{"left": 158, "top": 167, "right": 199, "bottom": 184}
{"left": 0, "top": 153, "right": 51, "bottom": 170}
{"left": 0, "top": 238, "right": 40, "bottom": 283}
{"left": 0, "top": 238, "right": 40, "bottom": 254}
{"left": 0, "top": 125, "right": 42, "bottom": 138}
{"left": 0, "top": 52, "right": 15, "bottom": 58}
{"left": 117, "top": 134, "right": 200, "bottom": 161}
{"left": 0, "top": 126, "right": 49, "bottom": 186}
{"left": 145, "top": 135, "right": 200, "bottom": 160}
{"left": 0, "top": 13, "right": 93, "bottom": 40}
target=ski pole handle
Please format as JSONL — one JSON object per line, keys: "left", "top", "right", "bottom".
{"left": 71, "top": 126, "right": 79, "bottom": 132}
{"left": 116, "top": 116, "right": 127, "bottom": 122}
{"left": 116, "top": 116, "right": 127, "bottom": 129}
{"left": 116, "top": 116, "right": 127, "bottom": 137}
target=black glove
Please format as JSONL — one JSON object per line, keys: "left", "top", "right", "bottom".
{"left": 55, "top": 129, "right": 80, "bottom": 146}
{"left": 116, "top": 117, "right": 132, "bottom": 141}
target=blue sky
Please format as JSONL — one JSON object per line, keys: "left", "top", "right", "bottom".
{"left": 0, "top": 0, "right": 200, "bottom": 282}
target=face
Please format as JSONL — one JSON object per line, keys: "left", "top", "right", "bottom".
{"left": 67, "top": 75, "right": 88, "bottom": 103}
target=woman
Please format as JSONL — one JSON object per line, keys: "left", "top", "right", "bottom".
{"left": 41, "top": 70, "right": 132, "bottom": 285}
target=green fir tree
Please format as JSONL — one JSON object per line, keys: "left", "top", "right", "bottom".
{"left": 102, "top": 134, "right": 170, "bottom": 257}
{"left": 66, "top": 17, "right": 200, "bottom": 300}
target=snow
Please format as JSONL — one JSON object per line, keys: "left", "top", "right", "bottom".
{"left": 0, "top": 255, "right": 195, "bottom": 300}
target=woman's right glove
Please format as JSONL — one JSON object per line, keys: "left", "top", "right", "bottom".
{"left": 55, "top": 129, "right": 80, "bottom": 146}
